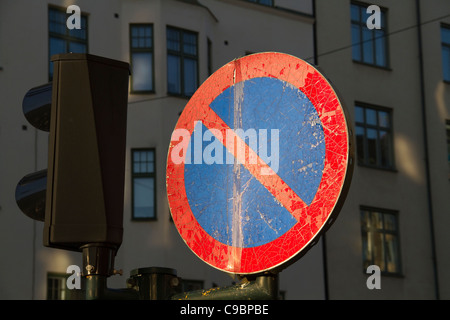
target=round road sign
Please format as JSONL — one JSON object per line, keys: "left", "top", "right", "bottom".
{"left": 166, "top": 52, "right": 354, "bottom": 275}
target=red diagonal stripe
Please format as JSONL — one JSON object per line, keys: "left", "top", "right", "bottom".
{"left": 198, "top": 101, "right": 308, "bottom": 223}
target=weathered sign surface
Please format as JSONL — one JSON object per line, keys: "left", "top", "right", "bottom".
{"left": 166, "top": 52, "right": 354, "bottom": 275}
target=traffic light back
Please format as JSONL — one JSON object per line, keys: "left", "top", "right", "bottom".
{"left": 45, "top": 53, "right": 129, "bottom": 251}
{"left": 16, "top": 53, "right": 130, "bottom": 252}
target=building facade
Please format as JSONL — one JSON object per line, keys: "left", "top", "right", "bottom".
{"left": 0, "top": 0, "right": 449, "bottom": 300}
{"left": 315, "top": 0, "right": 450, "bottom": 299}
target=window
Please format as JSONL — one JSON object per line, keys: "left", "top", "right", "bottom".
{"left": 351, "top": 2, "right": 388, "bottom": 67}
{"left": 48, "top": 6, "right": 88, "bottom": 80}
{"left": 355, "top": 103, "right": 394, "bottom": 169}
{"left": 130, "top": 24, "right": 154, "bottom": 93}
{"left": 441, "top": 25, "right": 450, "bottom": 82}
{"left": 243, "top": 0, "right": 274, "bottom": 6}
{"left": 361, "top": 207, "right": 401, "bottom": 275}
{"left": 132, "top": 149, "right": 156, "bottom": 220}
{"left": 167, "top": 26, "right": 198, "bottom": 97}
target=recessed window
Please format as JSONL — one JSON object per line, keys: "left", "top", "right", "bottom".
{"left": 132, "top": 149, "right": 156, "bottom": 220}
{"left": 355, "top": 103, "right": 394, "bottom": 170}
{"left": 167, "top": 26, "right": 198, "bottom": 97}
{"left": 351, "top": 2, "right": 388, "bottom": 68}
{"left": 130, "top": 24, "right": 154, "bottom": 93}
{"left": 48, "top": 6, "right": 88, "bottom": 80}
{"left": 361, "top": 207, "right": 401, "bottom": 275}
{"left": 441, "top": 25, "right": 450, "bottom": 82}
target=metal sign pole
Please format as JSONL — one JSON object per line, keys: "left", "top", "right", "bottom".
{"left": 82, "top": 244, "right": 138, "bottom": 300}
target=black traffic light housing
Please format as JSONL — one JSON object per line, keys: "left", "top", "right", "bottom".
{"left": 16, "top": 53, "right": 130, "bottom": 253}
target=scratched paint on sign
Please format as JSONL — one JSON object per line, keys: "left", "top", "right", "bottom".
{"left": 166, "top": 52, "right": 353, "bottom": 275}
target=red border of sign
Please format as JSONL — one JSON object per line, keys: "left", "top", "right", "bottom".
{"left": 166, "top": 52, "right": 354, "bottom": 275}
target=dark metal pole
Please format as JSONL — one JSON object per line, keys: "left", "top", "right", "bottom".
{"left": 82, "top": 244, "right": 139, "bottom": 300}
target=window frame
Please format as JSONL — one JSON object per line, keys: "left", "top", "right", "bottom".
{"left": 48, "top": 5, "right": 89, "bottom": 81}
{"left": 355, "top": 102, "right": 396, "bottom": 170}
{"left": 166, "top": 25, "right": 199, "bottom": 98}
{"left": 129, "top": 23, "right": 155, "bottom": 94}
{"left": 441, "top": 23, "right": 450, "bottom": 83}
{"left": 350, "top": 1, "right": 389, "bottom": 69}
{"left": 131, "top": 148, "right": 157, "bottom": 221}
{"left": 360, "top": 206, "right": 402, "bottom": 276}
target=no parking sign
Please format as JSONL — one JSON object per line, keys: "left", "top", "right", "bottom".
{"left": 166, "top": 52, "right": 354, "bottom": 275}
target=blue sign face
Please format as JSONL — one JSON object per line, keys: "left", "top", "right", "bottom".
{"left": 183, "top": 77, "right": 326, "bottom": 248}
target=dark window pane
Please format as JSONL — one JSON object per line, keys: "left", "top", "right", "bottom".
{"left": 380, "top": 130, "right": 392, "bottom": 167}
{"left": 351, "top": 24, "right": 361, "bottom": 61}
{"left": 378, "top": 111, "right": 389, "bottom": 128}
{"left": 371, "top": 211, "right": 383, "bottom": 229}
{"left": 259, "top": 0, "right": 273, "bottom": 5}
{"left": 384, "top": 213, "right": 397, "bottom": 231}
{"left": 69, "top": 42, "right": 86, "bottom": 53}
{"left": 133, "top": 177, "right": 155, "bottom": 219}
{"left": 362, "top": 28, "right": 374, "bottom": 64}
{"left": 355, "top": 106, "right": 364, "bottom": 123}
{"left": 131, "top": 27, "right": 139, "bottom": 37}
{"left": 351, "top": 4, "right": 360, "bottom": 22}
{"left": 167, "top": 28, "right": 181, "bottom": 52}
{"left": 442, "top": 27, "right": 450, "bottom": 44}
{"left": 366, "top": 108, "right": 377, "bottom": 126}
{"left": 49, "top": 9, "right": 66, "bottom": 34}
{"left": 69, "top": 28, "right": 86, "bottom": 40}
{"left": 367, "top": 128, "right": 378, "bottom": 165}
{"left": 442, "top": 45, "right": 450, "bottom": 81}
{"left": 361, "top": 210, "right": 370, "bottom": 228}
{"left": 184, "top": 58, "right": 198, "bottom": 96}
{"left": 385, "top": 234, "right": 400, "bottom": 273}
{"left": 362, "top": 232, "right": 371, "bottom": 270}
{"left": 168, "top": 54, "right": 181, "bottom": 94}
{"left": 50, "top": 37, "right": 66, "bottom": 56}
{"left": 133, "top": 150, "right": 141, "bottom": 162}
{"left": 183, "top": 32, "right": 197, "bottom": 55}
{"left": 245, "top": 0, "right": 273, "bottom": 5}
{"left": 356, "top": 126, "right": 365, "bottom": 164}
{"left": 372, "top": 232, "right": 385, "bottom": 271}
{"left": 375, "top": 30, "right": 386, "bottom": 67}
{"left": 361, "top": 6, "right": 371, "bottom": 24}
